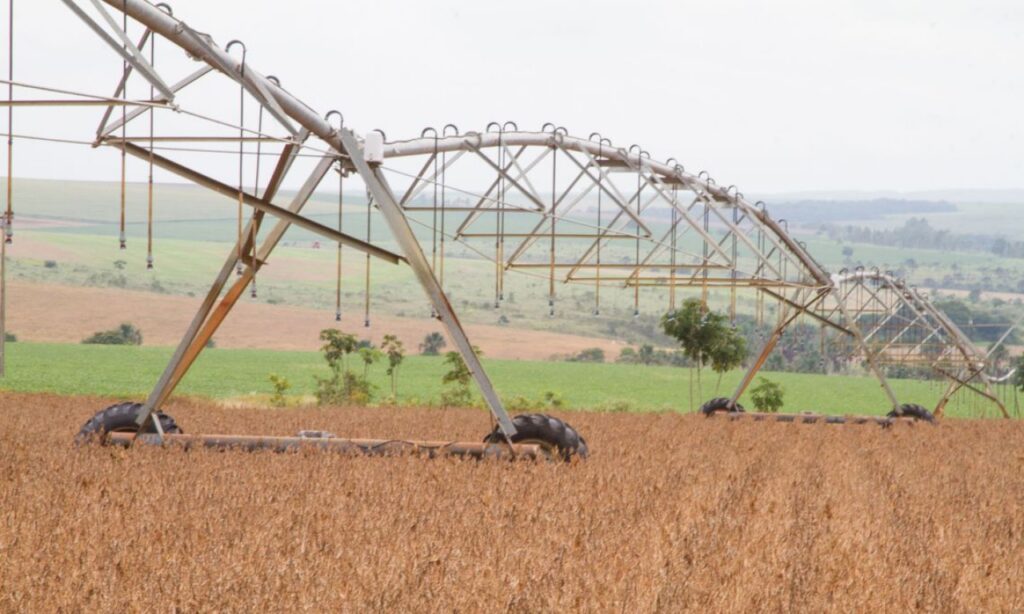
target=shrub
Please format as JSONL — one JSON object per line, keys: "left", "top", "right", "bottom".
{"left": 596, "top": 399, "right": 635, "bottom": 413}
{"left": 419, "top": 332, "right": 446, "bottom": 356}
{"left": 506, "top": 396, "right": 535, "bottom": 412}
{"left": 751, "top": 377, "right": 784, "bottom": 413}
{"left": 82, "top": 323, "right": 143, "bottom": 346}
{"left": 43, "top": 260, "right": 57, "bottom": 269}
{"left": 4, "top": 331, "right": 15, "bottom": 342}
{"left": 542, "top": 390, "right": 565, "bottom": 409}
{"left": 440, "top": 386, "right": 474, "bottom": 409}
{"left": 567, "top": 347, "right": 605, "bottom": 363}
{"left": 504, "top": 391, "right": 566, "bottom": 412}
{"left": 315, "top": 370, "right": 372, "bottom": 407}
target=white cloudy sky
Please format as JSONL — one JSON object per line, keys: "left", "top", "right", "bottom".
{"left": 4, "top": 0, "right": 1023, "bottom": 193}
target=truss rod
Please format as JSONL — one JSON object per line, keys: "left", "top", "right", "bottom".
{"left": 60, "top": 0, "right": 174, "bottom": 100}
{"left": 338, "top": 128, "right": 517, "bottom": 438}
{"left": 112, "top": 141, "right": 401, "bottom": 264}
{"left": 98, "top": 65, "right": 213, "bottom": 139}
{"left": 153, "top": 152, "right": 334, "bottom": 408}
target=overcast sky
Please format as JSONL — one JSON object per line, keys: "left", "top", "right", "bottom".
{"left": 5, "top": 0, "right": 1023, "bottom": 194}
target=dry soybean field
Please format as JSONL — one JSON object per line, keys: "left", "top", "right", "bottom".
{"left": 2, "top": 392, "right": 1024, "bottom": 611}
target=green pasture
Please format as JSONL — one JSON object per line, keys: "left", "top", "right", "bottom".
{"left": 1, "top": 342, "right": 1012, "bottom": 419}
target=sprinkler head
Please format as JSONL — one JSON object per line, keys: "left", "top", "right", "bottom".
{"left": 364, "top": 318, "right": 371, "bottom": 328}
{"left": 334, "top": 311, "right": 341, "bottom": 322}
{"left": 633, "top": 309, "right": 640, "bottom": 318}
{"left": 593, "top": 309, "right": 600, "bottom": 316}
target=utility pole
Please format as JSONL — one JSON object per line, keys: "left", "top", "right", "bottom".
{"left": 2, "top": 0, "right": 13, "bottom": 377}
{"left": 1, "top": 212, "right": 6, "bottom": 378}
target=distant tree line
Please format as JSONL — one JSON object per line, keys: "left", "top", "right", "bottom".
{"left": 770, "top": 199, "right": 955, "bottom": 224}
{"left": 823, "top": 217, "right": 1024, "bottom": 259}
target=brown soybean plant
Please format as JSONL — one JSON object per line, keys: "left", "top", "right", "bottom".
{"left": 3, "top": 392, "right": 1023, "bottom": 611}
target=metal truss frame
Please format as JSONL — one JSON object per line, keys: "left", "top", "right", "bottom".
{"left": 43, "top": 0, "right": 1008, "bottom": 427}
{"left": 375, "top": 130, "right": 903, "bottom": 410}
{"left": 827, "top": 269, "right": 1008, "bottom": 417}
{"left": 56, "top": 0, "right": 519, "bottom": 437}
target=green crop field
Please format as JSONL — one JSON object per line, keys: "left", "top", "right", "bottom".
{"left": 0, "top": 342, "right": 1011, "bottom": 419}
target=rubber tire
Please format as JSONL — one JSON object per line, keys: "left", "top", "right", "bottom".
{"left": 700, "top": 397, "right": 745, "bottom": 415}
{"left": 887, "top": 403, "right": 935, "bottom": 423}
{"left": 484, "top": 413, "right": 588, "bottom": 461}
{"left": 75, "top": 402, "right": 182, "bottom": 444}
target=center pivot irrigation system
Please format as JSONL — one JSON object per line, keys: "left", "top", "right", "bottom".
{"left": 1, "top": 1, "right": 1014, "bottom": 461}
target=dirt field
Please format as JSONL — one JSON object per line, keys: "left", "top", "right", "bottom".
{"left": 2, "top": 393, "right": 1023, "bottom": 611}
{"left": 6, "top": 281, "right": 625, "bottom": 360}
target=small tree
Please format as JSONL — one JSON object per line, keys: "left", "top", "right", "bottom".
{"left": 319, "top": 328, "right": 357, "bottom": 373}
{"left": 710, "top": 332, "right": 747, "bottom": 394}
{"left": 315, "top": 328, "right": 370, "bottom": 406}
{"left": 381, "top": 334, "right": 405, "bottom": 397}
{"left": 268, "top": 373, "right": 291, "bottom": 407}
{"left": 662, "top": 299, "right": 747, "bottom": 407}
{"left": 750, "top": 377, "right": 784, "bottom": 413}
{"left": 357, "top": 346, "right": 382, "bottom": 378}
{"left": 440, "top": 347, "right": 480, "bottom": 407}
{"left": 420, "top": 332, "right": 446, "bottom": 356}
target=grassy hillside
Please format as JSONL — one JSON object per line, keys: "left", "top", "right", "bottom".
{"left": 1, "top": 342, "right": 1012, "bottom": 418}
{"left": 5, "top": 177, "right": 1022, "bottom": 350}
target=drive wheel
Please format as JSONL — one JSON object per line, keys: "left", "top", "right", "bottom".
{"left": 887, "top": 403, "right": 935, "bottom": 423}
{"left": 75, "top": 402, "right": 182, "bottom": 444}
{"left": 484, "top": 413, "right": 588, "bottom": 461}
{"left": 700, "top": 397, "right": 745, "bottom": 416}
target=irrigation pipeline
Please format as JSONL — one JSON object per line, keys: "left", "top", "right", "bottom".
{"left": 108, "top": 432, "right": 546, "bottom": 460}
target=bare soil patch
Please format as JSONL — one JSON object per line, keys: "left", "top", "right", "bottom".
{"left": 5, "top": 281, "right": 624, "bottom": 360}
